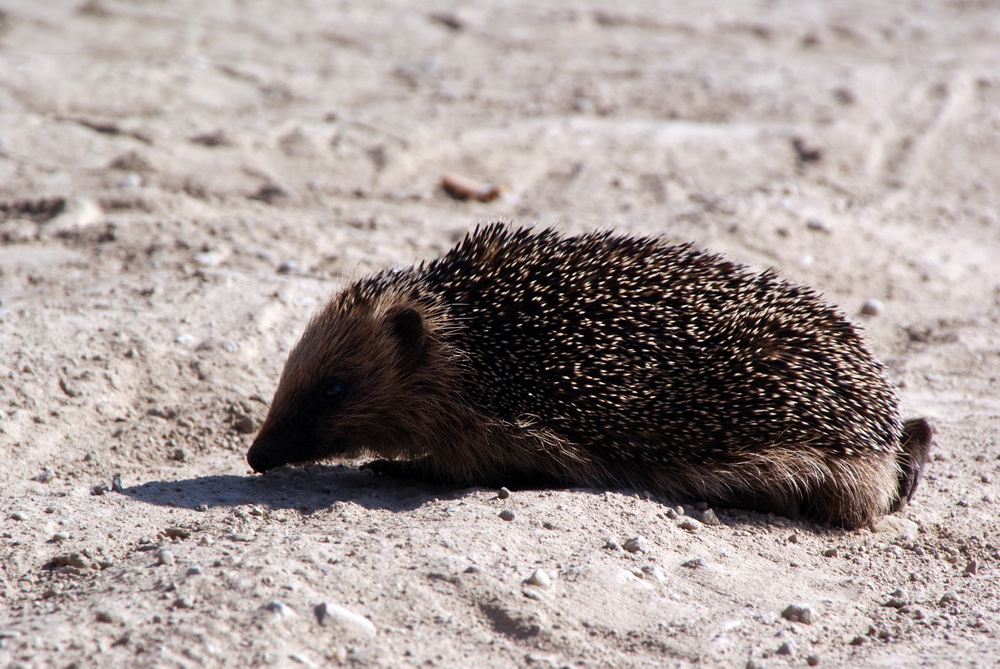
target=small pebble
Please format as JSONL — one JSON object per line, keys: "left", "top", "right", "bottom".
{"left": 91, "top": 483, "right": 111, "bottom": 496}
{"left": 822, "top": 548, "right": 838, "bottom": 558}
{"left": 681, "top": 557, "right": 707, "bottom": 569}
{"left": 964, "top": 559, "right": 979, "bottom": 575}
{"left": 10, "top": 512, "right": 26, "bottom": 521}
{"left": 700, "top": 509, "right": 721, "bottom": 525}
{"left": 194, "top": 250, "right": 226, "bottom": 267}
{"left": 429, "top": 10, "right": 464, "bottom": 30}
{"left": 277, "top": 260, "right": 300, "bottom": 274}
{"left": 51, "top": 552, "right": 89, "bottom": 569}
{"left": 776, "top": 640, "right": 795, "bottom": 655}
{"left": 806, "top": 654, "right": 821, "bottom": 666}
{"left": 314, "top": 602, "right": 376, "bottom": 636}
{"left": 232, "top": 414, "right": 255, "bottom": 434}
{"left": 95, "top": 609, "right": 125, "bottom": 624}
{"left": 120, "top": 172, "right": 142, "bottom": 188}
{"left": 603, "top": 537, "right": 620, "bottom": 550}
{"left": 860, "top": 299, "right": 883, "bottom": 316}
{"left": 623, "top": 536, "right": 649, "bottom": 553}
{"left": 806, "top": 218, "right": 832, "bottom": 233}
{"left": 185, "top": 566, "right": 203, "bottom": 576}
{"left": 52, "top": 532, "right": 70, "bottom": 542}
{"left": 157, "top": 549, "right": 175, "bottom": 566}
{"left": 499, "top": 509, "right": 515, "bottom": 521}
{"left": 528, "top": 569, "right": 552, "bottom": 588}
{"left": 678, "top": 518, "right": 700, "bottom": 532}
{"left": 939, "top": 591, "right": 958, "bottom": 605}
{"left": 781, "top": 603, "right": 816, "bottom": 624}
{"left": 641, "top": 565, "right": 666, "bottom": 582}
{"left": 164, "top": 527, "right": 191, "bottom": 540}
{"left": 262, "top": 600, "right": 293, "bottom": 617}
{"left": 32, "top": 470, "right": 56, "bottom": 483}
{"left": 497, "top": 487, "right": 511, "bottom": 499}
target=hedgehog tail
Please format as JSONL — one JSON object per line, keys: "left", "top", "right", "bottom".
{"left": 889, "top": 417, "right": 934, "bottom": 514}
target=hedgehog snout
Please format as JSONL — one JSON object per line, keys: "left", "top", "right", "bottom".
{"left": 247, "top": 419, "right": 303, "bottom": 472}
{"left": 247, "top": 434, "right": 283, "bottom": 473}
{"left": 247, "top": 417, "right": 349, "bottom": 472}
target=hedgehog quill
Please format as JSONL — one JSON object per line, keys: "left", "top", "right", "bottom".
{"left": 247, "top": 223, "right": 932, "bottom": 528}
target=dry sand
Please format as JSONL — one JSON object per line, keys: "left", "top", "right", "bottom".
{"left": 1, "top": 1, "right": 999, "bottom": 667}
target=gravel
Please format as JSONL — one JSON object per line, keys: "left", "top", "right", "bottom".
{"left": 781, "top": 603, "right": 816, "bottom": 624}
{"left": 860, "top": 299, "right": 883, "bottom": 316}
{"left": 262, "top": 600, "right": 294, "bottom": 617}
{"left": 528, "top": 569, "right": 552, "bottom": 588}
{"left": 622, "top": 536, "right": 649, "bottom": 553}
{"left": 678, "top": 518, "right": 700, "bottom": 532}
{"left": 314, "top": 602, "right": 376, "bottom": 636}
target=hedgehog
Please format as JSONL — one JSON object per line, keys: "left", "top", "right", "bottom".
{"left": 247, "top": 223, "right": 932, "bottom": 528}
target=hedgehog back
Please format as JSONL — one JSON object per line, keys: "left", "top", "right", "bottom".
{"left": 414, "top": 224, "right": 901, "bottom": 466}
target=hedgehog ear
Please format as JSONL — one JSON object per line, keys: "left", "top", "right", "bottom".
{"left": 385, "top": 305, "right": 426, "bottom": 370}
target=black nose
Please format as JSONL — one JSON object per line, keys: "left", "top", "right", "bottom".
{"left": 246, "top": 437, "right": 275, "bottom": 473}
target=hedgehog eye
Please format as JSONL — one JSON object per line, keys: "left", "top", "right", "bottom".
{"left": 324, "top": 378, "right": 348, "bottom": 406}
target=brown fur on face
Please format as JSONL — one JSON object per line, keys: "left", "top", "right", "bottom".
{"left": 248, "top": 288, "right": 457, "bottom": 472}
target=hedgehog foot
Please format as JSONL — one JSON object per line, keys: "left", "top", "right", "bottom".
{"left": 889, "top": 417, "right": 934, "bottom": 513}
{"left": 361, "top": 458, "right": 428, "bottom": 480}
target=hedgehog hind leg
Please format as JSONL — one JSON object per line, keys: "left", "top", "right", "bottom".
{"left": 708, "top": 449, "right": 899, "bottom": 529}
{"left": 888, "top": 417, "right": 934, "bottom": 513}
{"left": 801, "top": 418, "right": 934, "bottom": 526}
{"left": 797, "top": 451, "right": 903, "bottom": 528}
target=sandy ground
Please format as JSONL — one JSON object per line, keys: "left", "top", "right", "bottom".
{"left": 1, "top": 1, "right": 999, "bottom": 667}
